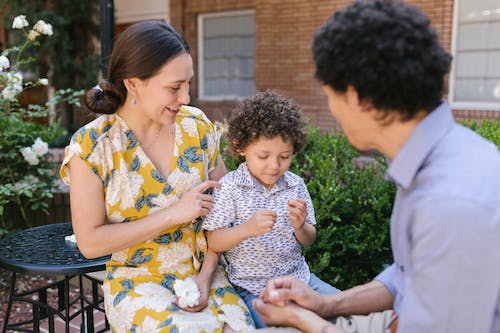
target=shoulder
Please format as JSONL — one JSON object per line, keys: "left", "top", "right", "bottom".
{"left": 284, "top": 171, "right": 305, "bottom": 187}
{"left": 178, "top": 105, "right": 213, "bottom": 127}
{"left": 218, "top": 170, "right": 240, "bottom": 188}
{"left": 70, "top": 114, "right": 116, "bottom": 146}
{"left": 418, "top": 124, "right": 500, "bottom": 209}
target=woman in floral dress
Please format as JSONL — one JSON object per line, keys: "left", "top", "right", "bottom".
{"left": 59, "top": 21, "right": 254, "bottom": 332}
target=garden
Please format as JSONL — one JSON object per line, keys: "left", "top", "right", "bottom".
{"left": 0, "top": 4, "right": 499, "bottom": 330}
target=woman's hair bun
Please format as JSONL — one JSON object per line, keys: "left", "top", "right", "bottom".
{"left": 83, "top": 79, "right": 124, "bottom": 114}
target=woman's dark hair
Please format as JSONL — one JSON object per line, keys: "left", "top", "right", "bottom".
{"left": 84, "top": 21, "right": 190, "bottom": 114}
{"left": 312, "top": 0, "right": 452, "bottom": 121}
{"left": 226, "top": 90, "right": 307, "bottom": 157}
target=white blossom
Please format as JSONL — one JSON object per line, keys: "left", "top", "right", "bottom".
{"left": 173, "top": 277, "right": 200, "bottom": 308}
{"left": 39, "top": 78, "right": 49, "bottom": 86}
{"left": 0, "top": 56, "right": 10, "bottom": 71}
{"left": 2, "top": 85, "right": 21, "bottom": 100}
{"left": 33, "top": 20, "right": 53, "bottom": 36}
{"left": 20, "top": 147, "right": 39, "bottom": 165}
{"left": 12, "top": 15, "right": 29, "bottom": 29}
{"left": 32, "top": 137, "right": 49, "bottom": 156}
{"left": 28, "top": 29, "right": 40, "bottom": 41}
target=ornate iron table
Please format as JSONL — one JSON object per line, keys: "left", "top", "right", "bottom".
{"left": 0, "top": 222, "right": 110, "bottom": 333}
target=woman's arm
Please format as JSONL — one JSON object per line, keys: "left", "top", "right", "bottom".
{"left": 69, "top": 156, "right": 219, "bottom": 258}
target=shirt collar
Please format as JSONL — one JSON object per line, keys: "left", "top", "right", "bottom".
{"left": 385, "top": 101, "right": 455, "bottom": 189}
{"left": 234, "top": 162, "right": 299, "bottom": 192}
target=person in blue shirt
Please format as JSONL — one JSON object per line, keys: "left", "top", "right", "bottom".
{"left": 253, "top": 1, "right": 500, "bottom": 332}
{"left": 203, "top": 90, "right": 340, "bottom": 328}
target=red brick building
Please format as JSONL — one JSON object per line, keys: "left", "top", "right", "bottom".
{"left": 162, "top": 0, "right": 500, "bottom": 130}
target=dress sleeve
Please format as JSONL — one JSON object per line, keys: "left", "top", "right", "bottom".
{"left": 59, "top": 126, "right": 105, "bottom": 185}
{"left": 202, "top": 179, "right": 235, "bottom": 231}
{"left": 196, "top": 111, "right": 222, "bottom": 174}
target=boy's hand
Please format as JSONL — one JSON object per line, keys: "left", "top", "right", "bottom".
{"left": 245, "top": 210, "right": 277, "bottom": 237}
{"left": 288, "top": 199, "right": 307, "bottom": 230}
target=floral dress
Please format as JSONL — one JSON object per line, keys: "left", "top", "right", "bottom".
{"left": 60, "top": 106, "right": 254, "bottom": 333}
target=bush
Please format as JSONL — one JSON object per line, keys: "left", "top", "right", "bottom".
{"left": 290, "top": 129, "right": 395, "bottom": 289}
{"left": 463, "top": 119, "right": 500, "bottom": 149}
{"left": 221, "top": 119, "right": 499, "bottom": 289}
{"left": 222, "top": 128, "right": 396, "bottom": 289}
{"left": 0, "top": 15, "right": 83, "bottom": 237}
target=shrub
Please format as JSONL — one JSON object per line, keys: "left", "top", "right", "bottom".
{"left": 221, "top": 119, "right": 499, "bottom": 289}
{"left": 0, "top": 15, "right": 83, "bottom": 237}
{"left": 290, "top": 129, "right": 395, "bottom": 289}
{"left": 463, "top": 119, "right": 500, "bottom": 149}
{"left": 222, "top": 127, "right": 396, "bottom": 289}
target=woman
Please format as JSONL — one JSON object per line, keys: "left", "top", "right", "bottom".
{"left": 60, "top": 21, "right": 254, "bottom": 332}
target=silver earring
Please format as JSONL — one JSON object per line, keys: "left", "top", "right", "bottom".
{"left": 131, "top": 98, "right": 136, "bottom": 105}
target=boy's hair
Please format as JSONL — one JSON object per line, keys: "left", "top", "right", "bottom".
{"left": 226, "top": 90, "right": 307, "bottom": 157}
{"left": 312, "top": 0, "right": 452, "bottom": 121}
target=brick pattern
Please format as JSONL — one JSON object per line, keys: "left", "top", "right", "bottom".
{"left": 172, "top": 0, "right": 500, "bottom": 131}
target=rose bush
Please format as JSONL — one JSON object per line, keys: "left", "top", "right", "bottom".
{"left": 0, "top": 15, "right": 83, "bottom": 236}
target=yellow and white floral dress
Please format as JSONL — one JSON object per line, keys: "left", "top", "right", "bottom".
{"left": 60, "top": 106, "right": 254, "bottom": 333}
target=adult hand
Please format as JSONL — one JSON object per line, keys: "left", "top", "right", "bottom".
{"left": 260, "top": 276, "right": 320, "bottom": 312}
{"left": 168, "top": 180, "right": 220, "bottom": 224}
{"left": 245, "top": 210, "right": 277, "bottom": 237}
{"left": 288, "top": 198, "right": 307, "bottom": 230}
{"left": 253, "top": 297, "right": 308, "bottom": 329}
{"left": 177, "top": 274, "right": 210, "bottom": 313}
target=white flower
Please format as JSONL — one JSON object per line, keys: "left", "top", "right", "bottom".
{"left": 0, "top": 56, "right": 10, "bottom": 71}
{"left": 2, "top": 85, "right": 21, "bottom": 100}
{"left": 28, "top": 29, "right": 40, "bottom": 41}
{"left": 39, "top": 78, "right": 49, "bottom": 86}
{"left": 33, "top": 20, "right": 53, "bottom": 36}
{"left": 20, "top": 147, "right": 39, "bottom": 165}
{"left": 12, "top": 15, "right": 29, "bottom": 29}
{"left": 31, "top": 137, "right": 49, "bottom": 156}
{"left": 173, "top": 277, "right": 200, "bottom": 308}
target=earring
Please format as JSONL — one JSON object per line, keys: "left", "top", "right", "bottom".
{"left": 131, "top": 97, "right": 136, "bottom": 105}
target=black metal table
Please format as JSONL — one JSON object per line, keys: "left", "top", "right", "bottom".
{"left": 0, "top": 222, "right": 111, "bottom": 333}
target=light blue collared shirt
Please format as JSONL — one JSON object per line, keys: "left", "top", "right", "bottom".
{"left": 375, "top": 102, "right": 500, "bottom": 332}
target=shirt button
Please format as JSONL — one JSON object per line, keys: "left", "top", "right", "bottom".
{"left": 400, "top": 265, "right": 405, "bottom": 272}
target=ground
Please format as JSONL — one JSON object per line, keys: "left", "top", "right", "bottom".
{"left": 0, "top": 267, "right": 108, "bottom": 332}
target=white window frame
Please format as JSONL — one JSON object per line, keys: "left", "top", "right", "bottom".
{"left": 197, "top": 9, "right": 255, "bottom": 101}
{"left": 449, "top": 0, "right": 500, "bottom": 111}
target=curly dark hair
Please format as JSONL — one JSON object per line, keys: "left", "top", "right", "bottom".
{"left": 226, "top": 90, "right": 307, "bottom": 157}
{"left": 312, "top": 0, "right": 452, "bottom": 121}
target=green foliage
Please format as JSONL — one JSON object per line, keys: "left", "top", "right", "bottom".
{"left": 0, "top": 17, "right": 83, "bottom": 236}
{"left": 290, "top": 129, "right": 396, "bottom": 289}
{"left": 1, "top": 0, "right": 100, "bottom": 90}
{"left": 463, "top": 119, "right": 500, "bottom": 149}
{"left": 221, "top": 128, "right": 396, "bottom": 289}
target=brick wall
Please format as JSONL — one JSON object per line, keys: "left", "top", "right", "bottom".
{"left": 171, "top": 0, "right": 500, "bottom": 131}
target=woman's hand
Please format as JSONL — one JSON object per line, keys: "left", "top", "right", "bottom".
{"left": 177, "top": 274, "right": 210, "bottom": 312}
{"left": 167, "top": 181, "right": 220, "bottom": 225}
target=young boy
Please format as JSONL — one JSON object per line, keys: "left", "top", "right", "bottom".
{"left": 203, "top": 90, "right": 340, "bottom": 328}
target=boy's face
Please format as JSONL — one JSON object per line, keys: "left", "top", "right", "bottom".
{"left": 241, "top": 136, "right": 294, "bottom": 190}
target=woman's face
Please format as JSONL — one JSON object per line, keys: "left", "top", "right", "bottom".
{"left": 135, "top": 52, "right": 194, "bottom": 125}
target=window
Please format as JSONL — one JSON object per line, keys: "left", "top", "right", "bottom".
{"left": 198, "top": 10, "right": 255, "bottom": 100}
{"left": 450, "top": 0, "right": 500, "bottom": 110}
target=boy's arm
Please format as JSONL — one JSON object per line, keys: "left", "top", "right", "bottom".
{"left": 206, "top": 226, "right": 250, "bottom": 252}
{"left": 207, "top": 209, "right": 276, "bottom": 252}
{"left": 293, "top": 222, "right": 317, "bottom": 247}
